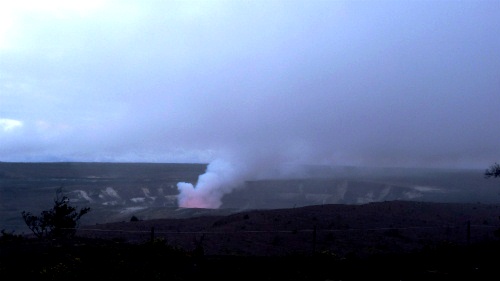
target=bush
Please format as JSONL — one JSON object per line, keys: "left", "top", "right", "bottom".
{"left": 21, "top": 187, "right": 90, "bottom": 239}
{"left": 485, "top": 163, "right": 500, "bottom": 178}
{"left": 0, "top": 229, "right": 24, "bottom": 241}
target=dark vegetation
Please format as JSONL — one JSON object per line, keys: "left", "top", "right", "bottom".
{"left": 1, "top": 162, "right": 500, "bottom": 280}
{"left": 21, "top": 187, "right": 90, "bottom": 239}
{"left": 485, "top": 162, "right": 500, "bottom": 179}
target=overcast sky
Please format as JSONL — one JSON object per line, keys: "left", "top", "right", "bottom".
{"left": 1, "top": 0, "right": 500, "bottom": 172}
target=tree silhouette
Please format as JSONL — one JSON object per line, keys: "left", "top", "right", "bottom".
{"left": 485, "top": 163, "right": 500, "bottom": 179}
{"left": 485, "top": 163, "right": 500, "bottom": 237}
{"left": 21, "top": 187, "right": 90, "bottom": 239}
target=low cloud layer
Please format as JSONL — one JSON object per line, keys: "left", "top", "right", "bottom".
{"left": 1, "top": 0, "right": 499, "bottom": 177}
{"left": 0, "top": 118, "right": 23, "bottom": 132}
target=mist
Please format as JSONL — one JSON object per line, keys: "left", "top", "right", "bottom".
{"left": 1, "top": 1, "right": 500, "bottom": 207}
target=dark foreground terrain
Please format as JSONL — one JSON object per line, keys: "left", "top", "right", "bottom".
{"left": 2, "top": 200, "right": 500, "bottom": 280}
{"left": 2, "top": 236, "right": 500, "bottom": 281}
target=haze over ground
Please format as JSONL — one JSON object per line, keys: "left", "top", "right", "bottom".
{"left": 1, "top": 1, "right": 499, "bottom": 207}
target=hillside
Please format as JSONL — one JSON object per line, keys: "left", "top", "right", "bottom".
{"left": 77, "top": 200, "right": 500, "bottom": 258}
{"left": 4, "top": 200, "right": 500, "bottom": 280}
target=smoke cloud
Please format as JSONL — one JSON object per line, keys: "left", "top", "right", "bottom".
{"left": 177, "top": 159, "right": 244, "bottom": 208}
{"left": 176, "top": 146, "right": 317, "bottom": 209}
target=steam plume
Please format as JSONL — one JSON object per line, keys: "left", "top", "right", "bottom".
{"left": 176, "top": 158, "right": 247, "bottom": 208}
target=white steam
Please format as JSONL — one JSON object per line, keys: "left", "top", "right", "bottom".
{"left": 175, "top": 144, "right": 328, "bottom": 209}
{"left": 176, "top": 158, "right": 247, "bottom": 208}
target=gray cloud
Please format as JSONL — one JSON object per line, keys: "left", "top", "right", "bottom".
{"left": 1, "top": 0, "right": 499, "bottom": 174}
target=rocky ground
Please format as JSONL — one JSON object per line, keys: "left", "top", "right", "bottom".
{"left": 4, "top": 200, "right": 500, "bottom": 280}
{"left": 77, "top": 200, "right": 500, "bottom": 257}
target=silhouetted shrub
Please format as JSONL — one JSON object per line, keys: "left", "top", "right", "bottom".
{"left": 0, "top": 229, "right": 23, "bottom": 241}
{"left": 485, "top": 163, "right": 500, "bottom": 178}
{"left": 21, "top": 187, "right": 90, "bottom": 239}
